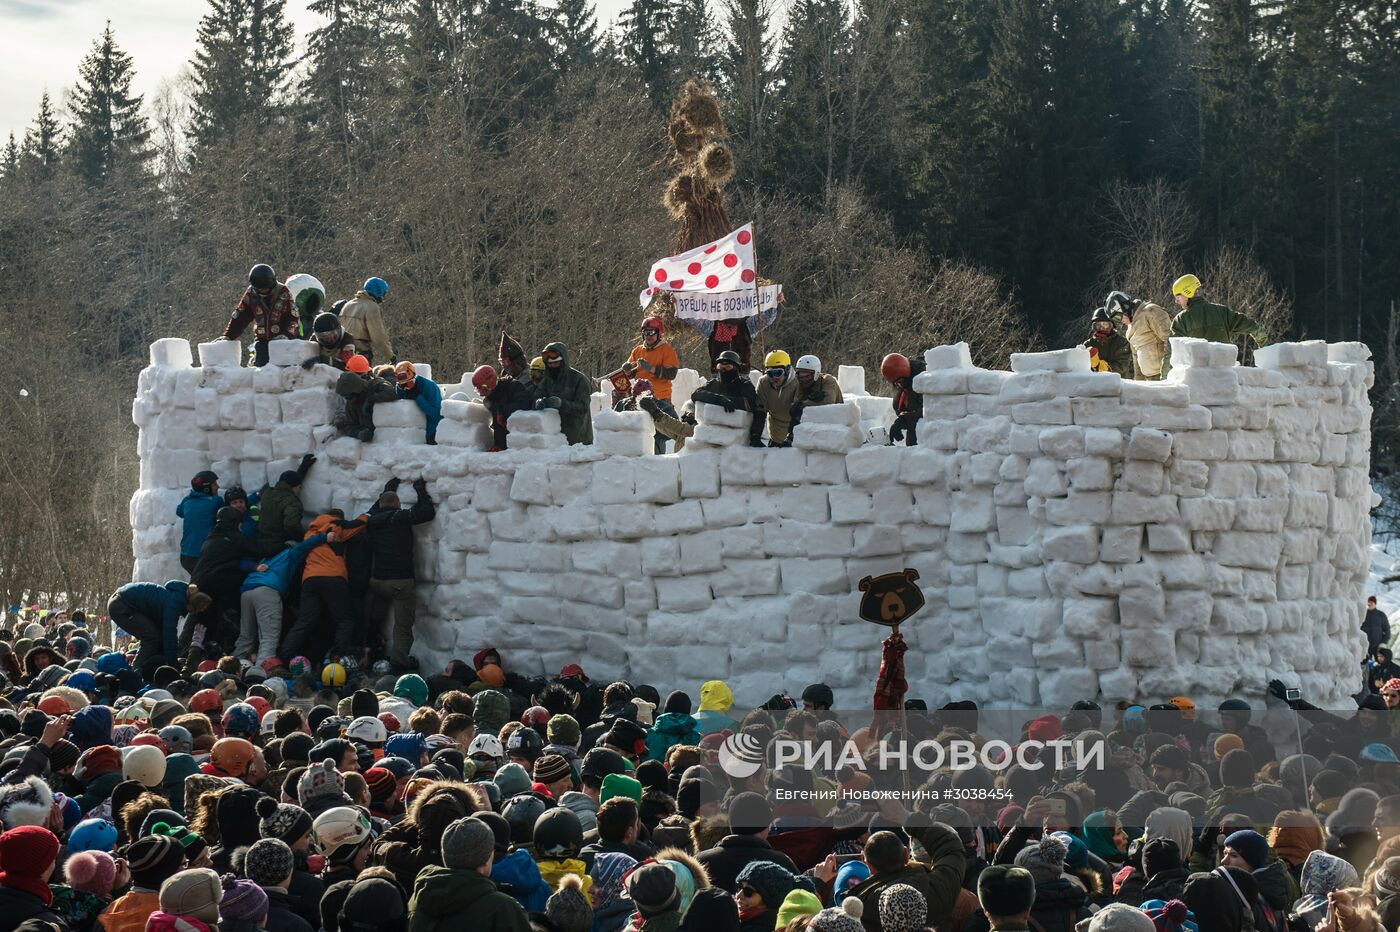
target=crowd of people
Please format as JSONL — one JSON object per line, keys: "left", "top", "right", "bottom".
{"left": 0, "top": 607, "right": 1393, "bottom": 931}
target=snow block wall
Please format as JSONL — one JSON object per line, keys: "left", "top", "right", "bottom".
{"left": 130, "top": 336, "right": 1376, "bottom": 708}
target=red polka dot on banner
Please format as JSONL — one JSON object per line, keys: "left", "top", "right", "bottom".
{"left": 645, "top": 287, "right": 655, "bottom": 296}
{"left": 737, "top": 230, "right": 752, "bottom": 245}
{"left": 704, "top": 244, "right": 717, "bottom": 254}
{"left": 670, "top": 279, "right": 685, "bottom": 289}
{"left": 654, "top": 269, "right": 667, "bottom": 282}
{"left": 705, "top": 275, "right": 719, "bottom": 288}
{"left": 687, "top": 262, "right": 702, "bottom": 275}
{"left": 741, "top": 269, "right": 756, "bottom": 283}
{"left": 723, "top": 254, "right": 738, "bottom": 268}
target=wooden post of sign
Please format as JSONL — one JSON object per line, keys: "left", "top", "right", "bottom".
{"left": 751, "top": 227, "right": 765, "bottom": 364}
{"left": 858, "top": 569, "right": 925, "bottom": 801}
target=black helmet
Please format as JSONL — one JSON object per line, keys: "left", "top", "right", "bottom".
{"left": 249, "top": 264, "right": 277, "bottom": 290}
{"left": 313, "top": 312, "right": 342, "bottom": 334}
{"left": 715, "top": 350, "right": 742, "bottom": 367}
{"left": 1091, "top": 307, "right": 1113, "bottom": 323}
{"left": 1105, "top": 291, "right": 1134, "bottom": 316}
{"left": 191, "top": 470, "right": 219, "bottom": 493}
{"left": 215, "top": 506, "right": 243, "bottom": 528}
{"left": 506, "top": 726, "right": 543, "bottom": 759}
{"left": 222, "top": 486, "right": 247, "bottom": 506}
{"left": 501, "top": 795, "right": 547, "bottom": 844}
{"left": 532, "top": 806, "right": 583, "bottom": 859}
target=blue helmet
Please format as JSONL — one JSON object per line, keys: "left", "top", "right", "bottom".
{"left": 67, "top": 672, "right": 97, "bottom": 693}
{"left": 69, "top": 818, "right": 118, "bottom": 853}
{"left": 95, "top": 653, "right": 128, "bottom": 675}
{"left": 364, "top": 277, "right": 389, "bottom": 300}
{"left": 385, "top": 732, "right": 427, "bottom": 763}
{"left": 222, "top": 702, "right": 260, "bottom": 738}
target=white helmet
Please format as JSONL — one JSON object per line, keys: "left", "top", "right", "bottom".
{"left": 260, "top": 709, "right": 282, "bottom": 735}
{"left": 796, "top": 354, "right": 821, "bottom": 375}
{"left": 468, "top": 734, "right": 504, "bottom": 760}
{"left": 346, "top": 715, "right": 388, "bottom": 745}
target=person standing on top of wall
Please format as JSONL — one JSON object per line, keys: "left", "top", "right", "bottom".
{"left": 533, "top": 343, "right": 594, "bottom": 446}
{"left": 788, "top": 355, "right": 843, "bottom": 432}
{"left": 1107, "top": 291, "right": 1172, "bottom": 380}
{"left": 881, "top": 353, "right": 925, "bottom": 447}
{"left": 753, "top": 350, "right": 799, "bottom": 447}
{"left": 222, "top": 264, "right": 298, "bottom": 367}
{"left": 338, "top": 278, "right": 394, "bottom": 365}
{"left": 622, "top": 316, "right": 680, "bottom": 454}
{"left": 395, "top": 361, "right": 443, "bottom": 445}
{"left": 472, "top": 365, "right": 535, "bottom": 451}
{"left": 1082, "top": 308, "right": 1134, "bottom": 378}
{"left": 500, "top": 333, "right": 530, "bottom": 381}
{"left": 1161, "top": 273, "right": 1269, "bottom": 377}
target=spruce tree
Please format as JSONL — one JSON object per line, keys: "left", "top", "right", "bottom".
{"left": 769, "top": 0, "right": 844, "bottom": 197}
{"left": 68, "top": 24, "right": 151, "bottom": 184}
{"left": 722, "top": 0, "right": 775, "bottom": 182}
{"left": 618, "top": 0, "right": 676, "bottom": 104}
{"left": 188, "top": 0, "right": 296, "bottom": 149}
{"left": 551, "top": 0, "right": 599, "bottom": 72}
{"left": 1, "top": 133, "right": 18, "bottom": 187}
{"left": 21, "top": 92, "right": 63, "bottom": 178}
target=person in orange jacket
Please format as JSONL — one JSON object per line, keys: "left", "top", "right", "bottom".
{"left": 277, "top": 510, "right": 366, "bottom": 666}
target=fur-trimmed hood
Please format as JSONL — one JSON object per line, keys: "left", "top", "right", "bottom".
{"left": 0, "top": 774, "right": 54, "bottom": 828}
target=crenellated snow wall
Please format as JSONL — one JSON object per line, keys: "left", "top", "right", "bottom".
{"left": 130, "top": 335, "right": 1377, "bottom": 708}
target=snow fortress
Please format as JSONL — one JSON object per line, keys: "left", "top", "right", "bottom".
{"left": 130, "top": 336, "right": 1376, "bottom": 709}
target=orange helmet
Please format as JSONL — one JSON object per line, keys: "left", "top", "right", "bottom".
{"left": 210, "top": 737, "right": 256, "bottom": 777}
{"left": 38, "top": 696, "right": 71, "bottom": 716}
{"left": 394, "top": 361, "right": 416, "bottom": 386}
{"left": 346, "top": 354, "right": 370, "bottom": 374}
{"left": 881, "top": 353, "right": 912, "bottom": 382}
{"left": 190, "top": 689, "right": 223, "bottom": 715}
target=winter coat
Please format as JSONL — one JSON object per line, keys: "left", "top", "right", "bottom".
{"left": 697, "top": 835, "right": 799, "bottom": 893}
{"left": 408, "top": 865, "right": 532, "bottom": 932}
{"left": 483, "top": 378, "right": 536, "bottom": 449}
{"left": 287, "top": 857, "right": 325, "bottom": 930}
{"left": 257, "top": 480, "right": 306, "bottom": 548}
{"left": 262, "top": 886, "right": 314, "bottom": 932}
{"left": 645, "top": 713, "right": 703, "bottom": 764}
{"left": 110, "top": 581, "right": 191, "bottom": 659}
{"left": 1126, "top": 301, "right": 1172, "bottom": 378}
{"left": 0, "top": 885, "right": 67, "bottom": 932}
{"left": 1161, "top": 297, "right": 1269, "bottom": 376}
{"left": 490, "top": 847, "right": 552, "bottom": 913}
{"left": 191, "top": 526, "right": 283, "bottom": 593}
{"left": 891, "top": 357, "right": 926, "bottom": 444}
{"left": 1083, "top": 330, "right": 1134, "bottom": 378}
{"left": 367, "top": 487, "right": 436, "bottom": 580}
{"left": 692, "top": 373, "right": 760, "bottom": 442}
{"left": 241, "top": 533, "right": 327, "bottom": 596}
{"left": 963, "top": 877, "right": 1090, "bottom": 932}
{"left": 338, "top": 291, "right": 394, "bottom": 363}
{"left": 224, "top": 284, "right": 297, "bottom": 343}
{"left": 535, "top": 342, "right": 595, "bottom": 445}
{"left": 1363, "top": 608, "right": 1392, "bottom": 651}
{"left": 754, "top": 372, "right": 800, "bottom": 444}
{"left": 1141, "top": 867, "right": 1190, "bottom": 903}
{"left": 301, "top": 514, "right": 365, "bottom": 581}
{"left": 398, "top": 376, "right": 444, "bottom": 443}
{"left": 851, "top": 823, "right": 964, "bottom": 932}
{"left": 50, "top": 885, "right": 108, "bottom": 932}
{"left": 1252, "top": 859, "right": 1297, "bottom": 914}
{"left": 335, "top": 370, "right": 399, "bottom": 432}
{"left": 97, "top": 888, "right": 160, "bottom": 932}
{"left": 793, "top": 373, "right": 843, "bottom": 412}
{"left": 176, "top": 490, "right": 221, "bottom": 559}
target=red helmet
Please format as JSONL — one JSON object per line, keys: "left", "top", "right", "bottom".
{"left": 471, "top": 364, "right": 498, "bottom": 396}
{"left": 130, "top": 734, "right": 169, "bottom": 754}
{"left": 346, "top": 354, "right": 370, "bottom": 374}
{"left": 190, "top": 689, "right": 223, "bottom": 715}
{"left": 881, "top": 353, "right": 912, "bottom": 382}
{"left": 245, "top": 695, "right": 271, "bottom": 721}
{"left": 641, "top": 316, "right": 663, "bottom": 334}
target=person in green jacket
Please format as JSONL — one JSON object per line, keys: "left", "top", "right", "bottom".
{"left": 1161, "top": 273, "right": 1269, "bottom": 377}
{"left": 847, "top": 817, "right": 965, "bottom": 932}
{"left": 1082, "top": 308, "right": 1134, "bottom": 378}
{"left": 533, "top": 342, "right": 594, "bottom": 445}
{"left": 408, "top": 817, "right": 531, "bottom": 932}
{"left": 256, "top": 454, "right": 316, "bottom": 548}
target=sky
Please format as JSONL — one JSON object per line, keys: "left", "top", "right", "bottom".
{"left": 0, "top": 0, "right": 630, "bottom": 141}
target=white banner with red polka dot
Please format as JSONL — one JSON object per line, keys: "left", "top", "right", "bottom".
{"left": 639, "top": 223, "right": 756, "bottom": 306}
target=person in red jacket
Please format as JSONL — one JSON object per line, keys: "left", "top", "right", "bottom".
{"left": 223, "top": 264, "right": 298, "bottom": 367}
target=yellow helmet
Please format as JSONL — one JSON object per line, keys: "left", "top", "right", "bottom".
{"left": 764, "top": 350, "right": 791, "bottom": 368}
{"left": 1172, "top": 274, "right": 1201, "bottom": 299}
{"left": 530, "top": 356, "right": 545, "bottom": 372}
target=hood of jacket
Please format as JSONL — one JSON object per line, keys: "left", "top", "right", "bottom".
{"left": 307, "top": 514, "right": 338, "bottom": 536}
{"left": 653, "top": 712, "right": 698, "bottom": 737}
{"left": 542, "top": 341, "right": 571, "bottom": 369}
{"left": 1252, "top": 860, "right": 1292, "bottom": 910}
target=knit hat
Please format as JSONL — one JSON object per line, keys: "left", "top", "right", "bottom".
{"left": 1218, "top": 748, "right": 1255, "bottom": 788}
{"left": 123, "top": 745, "right": 167, "bottom": 788}
{"left": 776, "top": 888, "right": 824, "bottom": 927}
{"left": 441, "top": 816, "right": 495, "bottom": 870}
{"left": 650, "top": 815, "right": 693, "bottom": 852}
{"left": 48, "top": 739, "right": 80, "bottom": 773}
{"left": 64, "top": 849, "right": 117, "bottom": 897}
{"left": 126, "top": 834, "right": 185, "bottom": 889}
{"left": 1144, "top": 838, "right": 1184, "bottom": 878}
{"left": 1139, "top": 900, "right": 1199, "bottom": 932}
{"left": 533, "top": 753, "right": 572, "bottom": 786}
{"left": 878, "top": 883, "right": 927, "bottom": 932}
{"left": 737, "top": 860, "right": 804, "bottom": 909}
{"left": 393, "top": 674, "right": 428, "bottom": 708}
{"left": 494, "top": 762, "right": 532, "bottom": 799}
{"left": 978, "top": 865, "right": 1036, "bottom": 917}
{"left": 1213, "top": 733, "right": 1244, "bottom": 760}
{"left": 338, "top": 875, "right": 408, "bottom": 932}
{"left": 626, "top": 861, "right": 679, "bottom": 917}
{"left": 220, "top": 873, "right": 269, "bottom": 922}
{"left": 350, "top": 688, "right": 379, "bottom": 720}
{"left": 1078, "top": 904, "right": 1156, "bottom": 931}
{"left": 256, "top": 796, "right": 313, "bottom": 844}
{"left": 298, "top": 758, "right": 346, "bottom": 807}
{"left": 600, "top": 773, "right": 643, "bottom": 806}
{"left": 0, "top": 775, "right": 54, "bottom": 828}
{"left": 1015, "top": 834, "right": 1068, "bottom": 884}
{"left": 1373, "top": 856, "right": 1400, "bottom": 898}
{"left": 364, "top": 767, "right": 396, "bottom": 803}
{"left": 1222, "top": 829, "right": 1269, "bottom": 871}
{"left": 151, "top": 822, "right": 208, "bottom": 864}
{"left": 547, "top": 714, "right": 580, "bottom": 747}
{"left": 810, "top": 898, "right": 865, "bottom": 932}
{"left": 244, "top": 838, "right": 295, "bottom": 888}
{"left": 159, "top": 868, "right": 223, "bottom": 924}
{"left": 545, "top": 873, "right": 593, "bottom": 932}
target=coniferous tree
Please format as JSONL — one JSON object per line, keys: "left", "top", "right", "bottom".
{"left": 68, "top": 24, "right": 151, "bottom": 185}
{"left": 188, "top": 0, "right": 296, "bottom": 150}
{"left": 551, "top": 0, "right": 599, "bottom": 73}
{"left": 1, "top": 133, "right": 18, "bottom": 184}
{"left": 618, "top": 0, "right": 676, "bottom": 104}
{"left": 721, "top": 0, "right": 775, "bottom": 185}
{"left": 21, "top": 92, "right": 63, "bottom": 178}
{"left": 768, "top": 0, "right": 844, "bottom": 199}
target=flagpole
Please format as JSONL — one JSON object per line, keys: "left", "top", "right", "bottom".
{"left": 752, "top": 224, "right": 765, "bottom": 364}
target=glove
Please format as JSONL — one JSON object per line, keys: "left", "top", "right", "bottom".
{"left": 533, "top": 398, "right": 548, "bottom": 411}
{"left": 545, "top": 396, "right": 561, "bottom": 409}
{"left": 299, "top": 453, "right": 317, "bottom": 474}
{"left": 385, "top": 478, "right": 401, "bottom": 493}
{"left": 889, "top": 422, "right": 905, "bottom": 443}
{"left": 300, "top": 357, "right": 317, "bottom": 370}
{"left": 1267, "top": 679, "right": 1291, "bottom": 702}
{"left": 412, "top": 478, "right": 428, "bottom": 494}
{"left": 638, "top": 396, "right": 658, "bottom": 414}
{"left": 722, "top": 400, "right": 736, "bottom": 413}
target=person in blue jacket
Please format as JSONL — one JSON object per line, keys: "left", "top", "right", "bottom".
{"left": 222, "top": 486, "right": 260, "bottom": 538}
{"left": 234, "top": 530, "right": 332, "bottom": 663}
{"left": 394, "top": 361, "right": 442, "bottom": 444}
{"left": 176, "top": 471, "right": 221, "bottom": 574}
{"left": 105, "top": 581, "right": 211, "bottom": 675}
